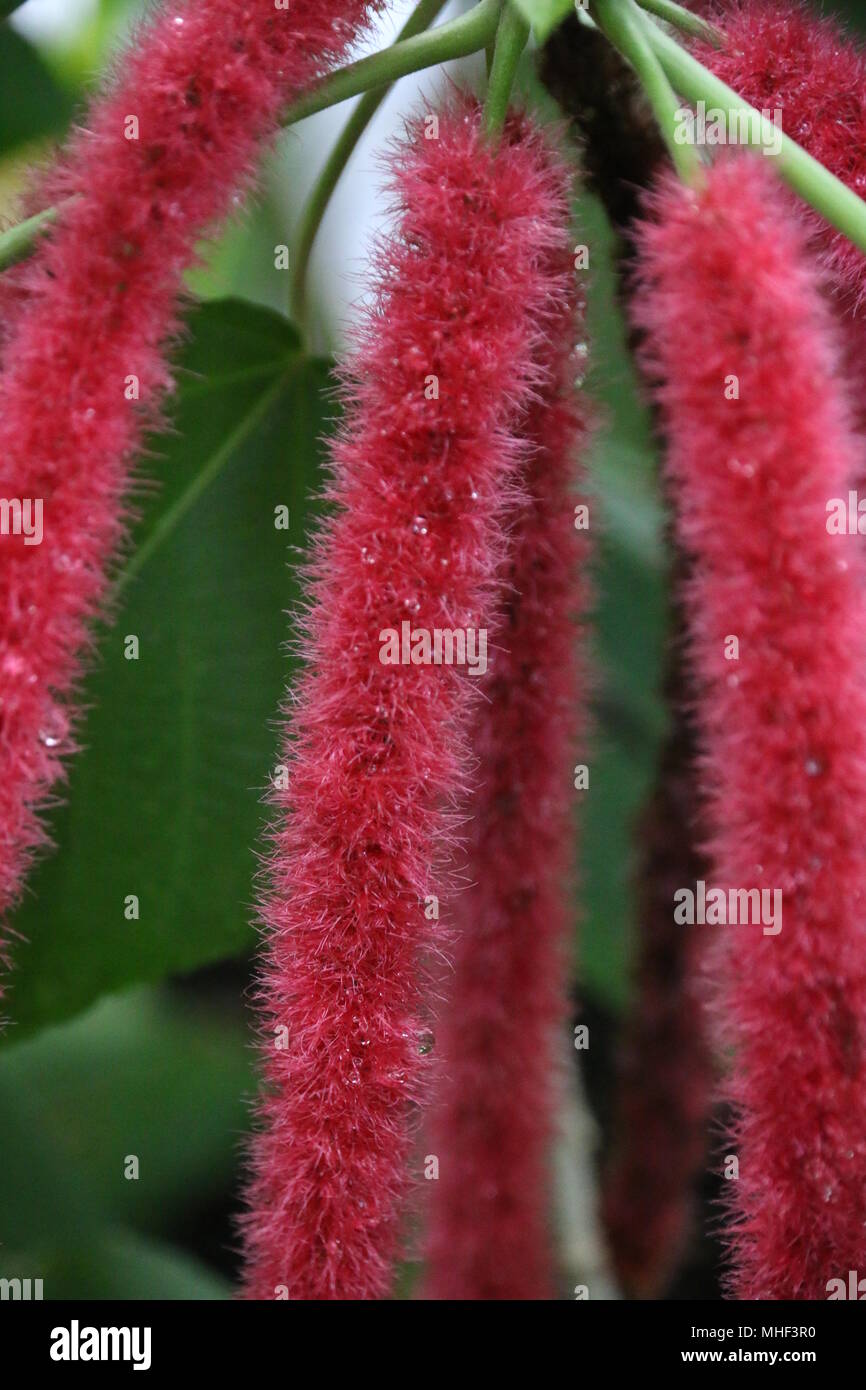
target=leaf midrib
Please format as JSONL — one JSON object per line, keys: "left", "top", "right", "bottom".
{"left": 115, "top": 361, "right": 300, "bottom": 599}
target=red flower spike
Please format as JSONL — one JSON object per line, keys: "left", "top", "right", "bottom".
{"left": 239, "top": 101, "right": 577, "bottom": 1302}
{"left": 693, "top": 0, "right": 866, "bottom": 433}
{"left": 0, "top": 0, "right": 384, "bottom": 925}
{"left": 422, "top": 244, "right": 591, "bottom": 1301}
{"left": 694, "top": 1, "right": 866, "bottom": 304}
{"left": 635, "top": 156, "right": 866, "bottom": 1300}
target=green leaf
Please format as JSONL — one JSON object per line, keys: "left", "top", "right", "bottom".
{"left": 0, "top": 990, "right": 252, "bottom": 1232}
{"left": 0, "top": 28, "right": 73, "bottom": 154}
{"left": 576, "top": 192, "right": 669, "bottom": 1012}
{"left": 6, "top": 299, "right": 333, "bottom": 1034}
{"left": 512, "top": 0, "right": 574, "bottom": 43}
{"left": 0, "top": 1230, "right": 230, "bottom": 1300}
{"left": 0, "top": 990, "right": 243, "bottom": 1296}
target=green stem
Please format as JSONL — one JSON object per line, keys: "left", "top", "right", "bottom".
{"left": 292, "top": 0, "right": 449, "bottom": 329}
{"left": 645, "top": 14, "right": 866, "bottom": 257}
{"left": 633, "top": 0, "right": 722, "bottom": 47}
{"left": 592, "top": 0, "right": 702, "bottom": 184}
{"left": 0, "top": 0, "right": 501, "bottom": 275}
{"left": 0, "top": 204, "right": 64, "bottom": 270}
{"left": 483, "top": 3, "right": 529, "bottom": 138}
{"left": 285, "top": 0, "right": 500, "bottom": 124}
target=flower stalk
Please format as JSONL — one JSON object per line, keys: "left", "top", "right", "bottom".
{"left": 592, "top": 0, "right": 703, "bottom": 185}
{"left": 291, "top": 0, "right": 449, "bottom": 329}
{"left": 483, "top": 3, "right": 530, "bottom": 137}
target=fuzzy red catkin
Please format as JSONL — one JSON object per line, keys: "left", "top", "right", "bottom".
{"left": 692, "top": 0, "right": 866, "bottom": 436}
{"left": 239, "top": 101, "right": 577, "bottom": 1302}
{"left": 693, "top": 1, "right": 866, "bottom": 305}
{"left": 0, "top": 0, "right": 384, "bottom": 923}
{"left": 422, "top": 246, "right": 590, "bottom": 1301}
{"left": 635, "top": 155, "right": 866, "bottom": 1300}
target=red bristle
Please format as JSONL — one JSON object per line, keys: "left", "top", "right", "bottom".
{"left": 635, "top": 156, "right": 866, "bottom": 1300}
{"left": 423, "top": 226, "right": 591, "bottom": 1301}
{"left": 239, "top": 100, "right": 578, "bottom": 1301}
{"left": 695, "top": 1, "right": 866, "bottom": 305}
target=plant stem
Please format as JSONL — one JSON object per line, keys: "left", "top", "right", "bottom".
{"left": 592, "top": 0, "right": 703, "bottom": 185}
{"left": 285, "top": 0, "right": 501, "bottom": 124}
{"left": 633, "top": 0, "right": 722, "bottom": 47}
{"left": 0, "top": 0, "right": 501, "bottom": 275}
{"left": 483, "top": 3, "right": 530, "bottom": 138}
{"left": 0, "top": 203, "right": 64, "bottom": 270}
{"left": 291, "top": 0, "right": 448, "bottom": 329}
{"left": 644, "top": 13, "right": 866, "bottom": 258}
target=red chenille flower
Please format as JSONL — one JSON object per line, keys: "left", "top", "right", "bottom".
{"left": 694, "top": 1, "right": 866, "bottom": 303}
{"left": 635, "top": 155, "right": 866, "bottom": 1299}
{"left": 422, "top": 236, "right": 591, "bottom": 1301}
{"left": 239, "top": 101, "right": 577, "bottom": 1301}
{"left": 0, "top": 0, "right": 383, "bottom": 924}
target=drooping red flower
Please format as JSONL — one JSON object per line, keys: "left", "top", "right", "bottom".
{"left": 0, "top": 0, "right": 384, "bottom": 924}
{"left": 239, "top": 100, "right": 577, "bottom": 1302}
{"left": 694, "top": 1, "right": 866, "bottom": 303}
{"left": 693, "top": 0, "right": 866, "bottom": 433}
{"left": 422, "top": 232, "right": 590, "bottom": 1302}
{"left": 635, "top": 155, "right": 866, "bottom": 1299}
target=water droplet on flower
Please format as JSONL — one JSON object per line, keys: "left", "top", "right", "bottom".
{"left": 572, "top": 341, "right": 589, "bottom": 387}
{"left": 727, "top": 456, "right": 755, "bottom": 478}
{"left": 805, "top": 757, "right": 823, "bottom": 777}
{"left": 2, "top": 652, "right": 27, "bottom": 678}
{"left": 412, "top": 515, "right": 428, "bottom": 535}
{"left": 418, "top": 1029, "right": 435, "bottom": 1055}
